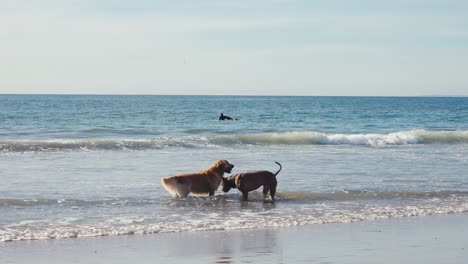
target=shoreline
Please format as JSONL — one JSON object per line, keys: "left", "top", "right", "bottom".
{"left": 2, "top": 213, "right": 467, "bottom": 264}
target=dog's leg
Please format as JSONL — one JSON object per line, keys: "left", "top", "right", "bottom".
{"left": 208, "top": 191, "right": 214, "bottom": 196}
{"left": 262, "top": 185, "right": 270, "bottom": 200}
{"left": 242, "top": 191, "right": 249, "bottom": 201}
{"left": 176, "top": 183, "right": 189, "bottom": 198}
{"left": 270, "top": 182, "right": 277, "bottom": 201}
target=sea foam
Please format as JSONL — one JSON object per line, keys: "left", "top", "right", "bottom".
{"left": 2, "top": 190, "right": 468, "bottom": 242}
{"left": 2, "top": 193, "right": 467, "bottom": 242}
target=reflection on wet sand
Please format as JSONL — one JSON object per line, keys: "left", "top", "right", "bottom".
{"left": 211, "top": 228, "right": 282, "bottom": 264}
{"left": 154, "top": 220, "right": 282, "bottom": 263}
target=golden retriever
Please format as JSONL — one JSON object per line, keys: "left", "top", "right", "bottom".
{"left": 221, "top": 162, "right": 281, "bottom": 201}
{"left": 161, "top": 160, "right": 234, "bottom": 197}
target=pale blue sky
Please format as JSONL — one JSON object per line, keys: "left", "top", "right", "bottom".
{"left": 1, "top": 0, "right": 467, "bottom": 95}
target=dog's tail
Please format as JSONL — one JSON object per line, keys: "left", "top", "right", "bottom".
{"left": 274, "top": 161, "right": 282, "bottom": 176}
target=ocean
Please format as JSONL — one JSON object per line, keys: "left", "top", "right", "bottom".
{"left": 1, "top": 95, "right": 468, "bottom": 242}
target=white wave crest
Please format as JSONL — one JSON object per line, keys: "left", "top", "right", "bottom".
{"left": 1, "top": 130, "right": 467, "bottom": 153}
{"left": 212, "top": 130, "right": 468, "bottom": 146}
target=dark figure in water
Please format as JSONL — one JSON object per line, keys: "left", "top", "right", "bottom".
{"left": 219, "top": 113, "right": 233, "bottom": 120}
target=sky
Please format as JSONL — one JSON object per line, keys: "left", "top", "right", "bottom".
{"left": 1, "top": 0, "right": 468, "bottom": 96}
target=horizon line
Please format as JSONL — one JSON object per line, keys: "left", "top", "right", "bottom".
{"left": 0, "top": 93, "right": 467, "bottom": 98}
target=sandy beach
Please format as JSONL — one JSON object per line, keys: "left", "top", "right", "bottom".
{"left": 1, "top": 213, "right": 467, "bottom": 264}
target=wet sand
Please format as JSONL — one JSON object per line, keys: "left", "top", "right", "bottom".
{"left": 1, "top": 213, "right": 467, "bottom": 264}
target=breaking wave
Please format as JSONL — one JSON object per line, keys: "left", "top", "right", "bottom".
{"left": 1, "top": 130, "right": 467, "bottom": 153}
{"left": 0, "top": 137, "right": 206, "bottom": 153}
{"left": 212, "top": 130, "right": 468, "bottom": 146}
{"left": 1, "top": 190, "right": 468, "bottom": 242}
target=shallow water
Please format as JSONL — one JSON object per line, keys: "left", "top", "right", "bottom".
{"left": 1, "top": 95, "right": 467, "bottom": 241}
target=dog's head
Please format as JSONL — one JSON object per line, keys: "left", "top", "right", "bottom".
{"left": 221, "top": 175, "right": 235, "bottom": 192}
{"left": 215, "top": 160, "right": 234, "bottom": 174}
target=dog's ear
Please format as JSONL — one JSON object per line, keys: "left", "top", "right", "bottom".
{"left": 216, "top": 160, "right": 228, "bottom": 169}
{"left": 215, "top": 160, "right": 223, "bottom": 169}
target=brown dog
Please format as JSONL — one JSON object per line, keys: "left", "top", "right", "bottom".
{"left": 161, "top": 160, "right": 234, "bottom": 197}
{"left": 221, "top": 162, "right": 281, "bottom": 201}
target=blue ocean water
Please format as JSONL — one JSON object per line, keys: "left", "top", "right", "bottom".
{"left": 2, "top": 95, "right": 468, "bottom": 139}
{"left": 1, "top": 95, "right": 468, "bottom": 241}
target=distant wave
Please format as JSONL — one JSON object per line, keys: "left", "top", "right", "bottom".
{"left": 211, "top": 130, "right": 468, "bottom": 146}
{"left": 1, "top": 130, "right": 468, "bottom": 152}
{"left": 0, "top": 137, "right": 204, "bottom": 153}
{"left": 79, "top": 128, "right": 162, "bottom": 136}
